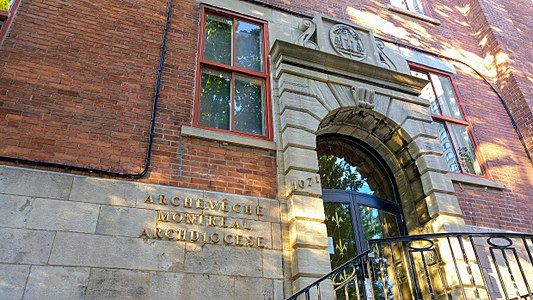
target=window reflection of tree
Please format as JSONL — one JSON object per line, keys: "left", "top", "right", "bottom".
{"left": 318, "top": 138, "right": 399, "bottom": 299}
{"left": 317, "top": 140, "right": 394, "bottom": 200}
{"left": 199, "top": 70, "right": 230, "bottom": 130}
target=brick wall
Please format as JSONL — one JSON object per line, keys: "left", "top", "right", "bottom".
{"left": 0, "top": 0, "right": 531, "bottom": 229}
{"left": 0, "top": 0, "right": 278, "bottom": 198}
{"left": 460, "top": 0, "right": 533, "bottom": 155}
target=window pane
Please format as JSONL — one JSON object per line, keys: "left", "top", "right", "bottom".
{"left": 448, "top": 124, "right": 483, "bottom": 175}
{"left": 199, "top": 68, "right": 231, "bottom": 130}
{"left": 324, "top": 202, "right": 357, "bottom": 270}
{"left": 430, "top": 74, "right": 463, "bottom": 120}
{"left": 234, "top": 75, "right": 264, "bottom": 135}
{"left": 411, "top": 70, "right": 441, "bottom": 115}
{"left": 436, "top": 123, "right": 461, "bottom": 173}
{"left": 235, "top": 21, "right": 263, "bottom": 71}
{"left": 405, "top": 0, "right": 425, "bottom": 14}
{"left": 359, "top": 206, "right": 400, "bottom": 241}
{"left": 203, "top": 14, "right": 232, "bottom": 65}
{"left": 390, "top": 0, "right": 409, "bottom": 10}
{"left": 317, "top": 139, "right": 395, "bottom": 201}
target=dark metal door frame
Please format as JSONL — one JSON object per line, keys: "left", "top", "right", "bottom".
{"left": 323, "top": 189, "right": 406, "bottom": 255}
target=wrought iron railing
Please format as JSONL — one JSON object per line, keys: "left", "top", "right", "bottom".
{"left": 288, "top": 232, "right": 533, "bottom": 300}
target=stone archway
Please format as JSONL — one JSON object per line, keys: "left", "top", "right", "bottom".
{"left": 271, "top": 40, "right": 467, "bottom": 294}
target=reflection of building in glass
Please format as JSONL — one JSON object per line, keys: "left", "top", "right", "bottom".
{"left": 437, "top": 124, "right": 460, "bottom": 172}
{"left": 458, "top": 146, "right": 475, "bottom": 174}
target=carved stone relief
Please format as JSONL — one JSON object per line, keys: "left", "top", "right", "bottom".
{"left": 376, "top": 39, "right": 397, "bottom": 71}
{"left": 351, "top": 86, "right": 375, "bottom": 109}
{"left": 297, "top": 19, "right": 319, "bottom": 50}
{"left": 329, "top": 24, "right": 366, "bottom": 60}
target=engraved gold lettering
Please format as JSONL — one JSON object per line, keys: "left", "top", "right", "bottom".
{"left": 242, "top": 219, "right": 251, "bottom": 230}
{"left": 184, "top": 197, "right": 193, "bottom": 208}
{"left": 170, "top": 196, "right": 180, "bottom": 207}
{"left": 175, "top": 229, "right": 187, "bottom": 241}
{"left": 232, "top": 204, "right": 241, "bottom": 213}
{"left": 145, "top": 195, "right": 154, "bottom": 204}
{"left": 207, "top": 216, "right": 217, "bottom": 227}
{"left": 219, "top": 217, "right": 228, "bottom": 228}
{"left": 201, "top": 232, "right": 208, "bottom": 243}
{"left": 157, "top": 211, "right": 170, "bottom": 222}
{"left": 246, "top": 236, "right": 254, "bottom": 247}
{"left": 210, "top": 232, "right": 221, "bottom": 243}
{"left": 197, "top": 214, "right": 204, "bottom": 226}
{"left": 257, "top": 236, "right": 265, "bottom": 248}
{"left": 223, "top": 234, "right": 234, "bottom": 245}
{"left": 189, "top": 231, "right": 200, "bottom": 242}
{"left": 221, "top": 200, "right": 229, "bottom": 212}
{"left": 235, "top": 235, "right": 244, "bottom": 247}
{"left": 164, "top": 229, "right": 175, "bottom": 240}
{"left": 256, "top": 206, "right": 264, "bottom": 216}
{"left": 139, "top": 228, "right": 151, "bottom": 238}
{"left": 158, "top": 195, "right": 167, "bottom": 205}
{"left": 316, "top": 175, "right": 320, "bottom": 183}
{"left": 195, "top": 199, "right": 204, "bottom": 210}
{"left": 244, "top": 205, "right": 253, "bottom": 215}
{"left": 208, "top": 200, "right": 219, "bottom": 210}
{"left": 230, "top": 220, "right": 240, "bottom": 230}
{"left": 185, "top": 214, "right": 196, "bottom": 225}
{"left": 154, "top": 228, "right": 163, "bottom": 239}
{"left": 172, "top": 213, "right": 183, "bottom": 223}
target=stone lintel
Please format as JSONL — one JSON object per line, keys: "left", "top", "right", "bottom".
{"left": 275, "top": 62, "right": 429, "bottom": 107}
{"left": 271, "top": 40, "right": 429, "bottom": 96}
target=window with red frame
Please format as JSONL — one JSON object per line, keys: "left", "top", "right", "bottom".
{"left": 410, "top": 66, "right": 484, "bottom": 176}
{"left": 194, "top": 7, "right": 271, "bottom": 139}
{"left": 0, "top": 0, "right": 15, "bottom": 34}
{"left": 390, "top": 0, "right": 429, "bottom": 15}
{"left": 1, "top": 0, "right": 18, "bottom": 42}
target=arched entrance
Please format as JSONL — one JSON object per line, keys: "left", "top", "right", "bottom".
{"left": 317, "top": 134, "right": 406, "bottom": 269}
{"left": 272, "top": 36, "right": 466, "bottom": 295}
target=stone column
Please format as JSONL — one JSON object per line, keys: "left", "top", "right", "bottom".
{"left": 277, "top": 72, "right": 333, "bottom": 297}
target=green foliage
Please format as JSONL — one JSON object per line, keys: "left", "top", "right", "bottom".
{"left": 0, "top": 0, "right": 9, "bottom": 11}
{"left": 203, "top": 14, "right": 232, "bottom": 65}
{"left": 318, "top": 154, "right": 365, "bottom": 191}
{"left": 199, "top": 70, "right": 231, "bottom": 130}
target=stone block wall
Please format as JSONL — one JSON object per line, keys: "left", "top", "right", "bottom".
{"left": 0, "top": 165, "right": 284, "bottom": 299}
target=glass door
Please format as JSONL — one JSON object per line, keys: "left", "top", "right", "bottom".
{"left": 324, "top": 190, "right": 402, "bottom": 268}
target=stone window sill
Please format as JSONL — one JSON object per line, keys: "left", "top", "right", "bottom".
{"left": 386, "top": 4, "right": 441, "bottom": 26}
{"left": 449, "top": 173, "right": 506, "bottom": 190}
{"left": 181, "top": 125, "right": 277, "bottom": 151}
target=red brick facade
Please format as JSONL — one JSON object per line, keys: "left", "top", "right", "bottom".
{"left": 1, "top": 0, "right": 531, "bottom": 229}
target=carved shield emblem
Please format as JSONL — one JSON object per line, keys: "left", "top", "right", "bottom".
{"left": 329, "top": 24, "right": 366, "bottom": 60}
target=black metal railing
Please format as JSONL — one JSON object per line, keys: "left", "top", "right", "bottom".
{"left": 288, "top": 232, "right": 533, "bottom": 300}
{"left": 288, "top": 249, "right": 372, "bottom": 300}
